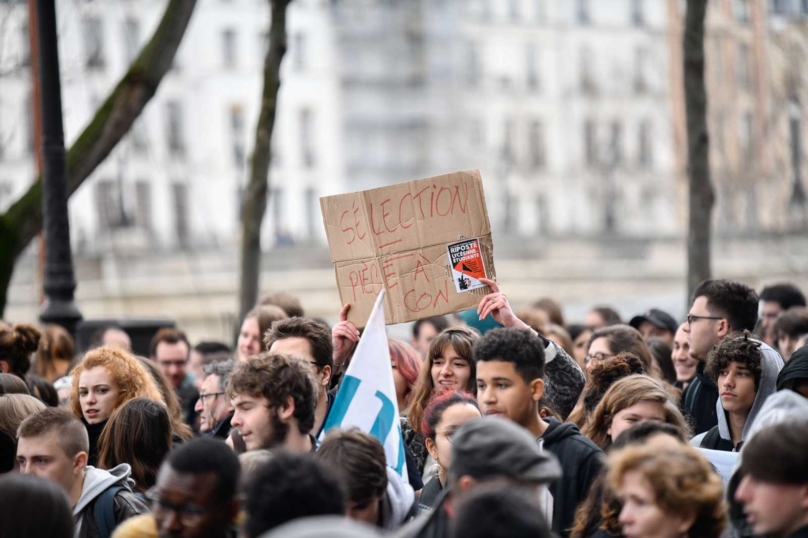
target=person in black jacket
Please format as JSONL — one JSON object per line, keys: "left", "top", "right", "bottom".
{"left": 682, "top": 279, "right": 759, "bottom": 435}
{"left": 777, "top": 344, "right": 808, "bottom": 398}
{"left": 474, "top": 327, "right": 604, "bottom": 538}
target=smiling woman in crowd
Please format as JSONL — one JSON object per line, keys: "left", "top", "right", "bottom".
{"left": 69, "top": 346, "right": 163, "bottom": 466}
{"left": 407, "top": 327, "right": 479, "bottom": 436}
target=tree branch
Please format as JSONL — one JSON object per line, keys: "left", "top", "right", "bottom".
{"left": 0, "top": 0, "right": 198, "bottom": 317}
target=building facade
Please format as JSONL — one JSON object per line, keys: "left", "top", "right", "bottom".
{"left": 0, "top": 0, "right": 806, "bottom": 257}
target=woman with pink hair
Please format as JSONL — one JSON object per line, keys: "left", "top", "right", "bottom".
{"left": 389, "top": 338, "right": 422, "bottom": 415}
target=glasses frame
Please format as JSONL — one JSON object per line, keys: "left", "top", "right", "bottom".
{"left": 584, "top": 352, "right": 616, "bottom": 365}
{"left": 145, "top": 488, "right": 209, "bottom": 528}
{"left": 199, "top": 392, "right": 225, "bottom": 404}
{"left": 686, "top": 314, "right": 723, "bottom": 327}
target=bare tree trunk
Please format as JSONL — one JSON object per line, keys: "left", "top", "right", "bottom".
{"left": 684, "top": 0, "right": 714, "bottom": 301}
{"left": 238, "top": 0, "right": 291, "bottom": 322}
{"left": 0, "top": 0, "right": 198, "bottom": 317}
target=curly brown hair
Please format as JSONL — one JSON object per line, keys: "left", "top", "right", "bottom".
{"left": 227, "top": 353, "right": 317, "bottom": 435}
{"left": 567, "top": 352, "right": 645, "bottom": 428}
{"left": 607, "top": 445, "right": 727, "bottom": 538}
{"left": 69, "top": 346, "right": 163, "bottom": 420}
{"left": 704, "top": 331, "right": 763, "bottom": 389}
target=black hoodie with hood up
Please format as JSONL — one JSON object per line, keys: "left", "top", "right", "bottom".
{"left": 540, "top": 418, "right": 604, "bottom": 537}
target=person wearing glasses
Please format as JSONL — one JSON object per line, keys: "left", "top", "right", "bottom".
{"left": 113, "top": 437, "right": 241, "bottom": 538}
{"left": 418, "top": 390, "right": 481, "bottom": 510}
{"left": 194, "top": 360, "right": 235, "bottom": 439}
{"left": 16, "top": 408, "right": 149, "bottom": 538}
{"left": 681, "top": 279, "right": 760, "bottom": 435}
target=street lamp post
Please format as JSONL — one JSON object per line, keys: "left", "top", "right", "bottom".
{"left": 36, "top": 0, "right": 82, "bottom": 336}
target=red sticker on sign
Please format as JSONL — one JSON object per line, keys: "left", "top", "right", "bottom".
{"left": 447, "top": 238, "right": 487, "bottom": 293}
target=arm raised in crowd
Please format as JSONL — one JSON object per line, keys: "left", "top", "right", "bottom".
{"left": 477, "top": 278, "right": 586, "bottom": 420}
{"left": 332, "top": 304, "right": 361, "bottom": 369}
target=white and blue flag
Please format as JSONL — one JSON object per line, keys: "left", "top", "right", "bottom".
{"left": 320, "top": 290, "right": 409, "bottom": 483}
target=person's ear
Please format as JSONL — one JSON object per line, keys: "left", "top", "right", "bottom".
{"left": 425, "top": 437, "right": 438, "bottom": 460}
{"left": 74, "top": 451, "right": 88, "bottom": 475}
{"left": 798, "top": 484, "right": 808, "bottom": 510}
{"left": 530, "top": 378, "right": 545, "bottom": 402}
{"left": 0, "top": 361, "right": 8, "bottom": 374}
{"left": 717, "top": 319, "right": 730, "bottom": 338}
{"left": 278, "top": 396, "right": 295, "bottom": 422}
{"left": 675, "top": 510, "right": 697, "bottom": 535}
{"left": 321, "top": 365, "right": 332, "bottom": 387}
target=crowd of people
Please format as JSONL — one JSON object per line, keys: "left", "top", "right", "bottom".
{"left": 1, "top": 282, "right": 808, "bottom": 538}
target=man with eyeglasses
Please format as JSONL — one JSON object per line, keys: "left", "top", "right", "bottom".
{"left": 264, "top": 317, "right": 336, "bottom": 438}
{"left": 682, "top": 279, "right": 760, "bottom": 435}
{"left": 195, "top": 360, "right": 235, "bottom": 438}
{"left": 114, "top": 437, "right": 240, "bottom": 538}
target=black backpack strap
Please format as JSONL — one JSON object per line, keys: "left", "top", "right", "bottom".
{"left": 700, "top": 426, "right": 720, "bottom": 449}
{"left": 94, "top": 485, "right": 125, "bottom": 538}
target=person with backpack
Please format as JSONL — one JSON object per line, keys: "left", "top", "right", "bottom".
{"left": 16, "top": 408, "right": 148, "bottom": 538}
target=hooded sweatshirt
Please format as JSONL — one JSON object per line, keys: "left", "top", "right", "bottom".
{"left": 777, "top": 344, "right": 808, "bottom": 392}
{"left": 725, "top": 391, "right": 808, "bottom": 538}
{"left": 75, "top": 464, "right": 149, "bottom": 538}
{"left": 379, "top": 467, "right": 417, "bottom": 531}
{"left": 540, "top": 418, "right": 604, "bottom": 538}
{"left": 692, "top": 340, "right": 784, "bottom": 451}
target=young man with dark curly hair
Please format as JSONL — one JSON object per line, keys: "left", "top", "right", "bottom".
{"left": 693, "top": 331, "right": 783, "bottom": 452}
{"left": 227, "top": 353, "right": 318, "bottom": 453}
{"left": 473, "top": 327, "right": 602, "bottom": 538}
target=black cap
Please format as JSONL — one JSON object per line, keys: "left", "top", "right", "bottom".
{"left": 450, "top": 417, "right": 561, "bottom": 484}
{"left": 629, "top": 309, "right": 678, "bottom": 335}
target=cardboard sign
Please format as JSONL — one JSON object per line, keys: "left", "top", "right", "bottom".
{"left": 320, "top": 170, "right": 496, "bottom": 327}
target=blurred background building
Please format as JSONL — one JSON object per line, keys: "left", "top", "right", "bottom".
{"left": 1, "top": 0, "right": 806, "bottom": 341}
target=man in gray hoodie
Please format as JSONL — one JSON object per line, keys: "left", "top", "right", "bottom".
{"left": 691, "top": 331, "right": 784, "bottom": 451}
{"left": 16, "top": 408, "right": 147, "bottom": 538}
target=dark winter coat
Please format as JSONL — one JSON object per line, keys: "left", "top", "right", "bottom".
{"left": 541, "top": 418, "right": 605, "bottom": 538}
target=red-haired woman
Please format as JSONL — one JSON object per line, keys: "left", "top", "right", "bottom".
{"left": 418, "top": 390, "right": 480, "bottom": 509}
{"left": 389, "top": 338, "right": 422, "bottom": 415}
{"left": 70, "top": 346, "right": 163, "bottom": 466}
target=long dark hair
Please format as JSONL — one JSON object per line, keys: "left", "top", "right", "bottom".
{"left": 98, "top": 398, "right": 173, "bottom": 493}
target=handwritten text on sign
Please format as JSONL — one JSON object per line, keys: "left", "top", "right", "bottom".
{"left": 321, "top": 170, "right": 496, "bottom": 327}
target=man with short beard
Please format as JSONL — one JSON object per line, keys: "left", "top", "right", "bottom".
{"left": 228, "top": 353, "right": 318, "bottom": 453}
